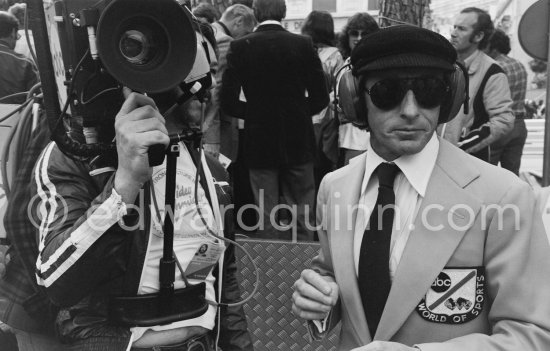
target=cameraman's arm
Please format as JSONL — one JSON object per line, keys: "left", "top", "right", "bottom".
{"left": 33, "top": 93, "right": 169, "bottom": 307}
{"left": 32, "top": 145, "right": 131, "bottom": 307}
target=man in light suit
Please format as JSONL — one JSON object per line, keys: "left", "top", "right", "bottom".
{"left": 292, "top": 25, "right": 550, "bottom": 351}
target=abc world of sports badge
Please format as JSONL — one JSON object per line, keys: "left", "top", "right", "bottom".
{"left": 416, "top": 267, "right": 485, "bottom": 324}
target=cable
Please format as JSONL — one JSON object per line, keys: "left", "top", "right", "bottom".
{"left": 0, "top": 117, "right": 19, "bottom": 197}
{"left": 54, "top": 48, "right": 90, "bottom": 132}
{"left": 0, "top": 91, "right": 30, "bottom": 104}
{"left": 0, "top": 98, "right": 33, "bottom": 124}
{"left": 0, "top": 99, "right": 33, "bottom": 196}
{"left": 0, "top": 83, "right": 41, "bottom": 196}
{"left": 148, "top": 147, "right": 260, "bottom": 308}
{"left": 147, "top": 98, "right": 260, "bottom": 308}
{"left": 80, "top": 86, "right": 120, "bottom": 105}
{"left": 79, "top": 62, "right": 121, "bottom": 105}
{"left": 23, "top": 3, "right": 38, "bottom": 65}
{"left": 193, "top": 101, "right": 259, "bottom": 308}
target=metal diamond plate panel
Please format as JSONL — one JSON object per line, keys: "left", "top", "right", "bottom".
{"left": 235, "top": 238, "right": 340, "bottom": 350}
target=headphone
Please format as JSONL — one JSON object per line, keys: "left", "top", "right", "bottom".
{"left": 335, "top": 62, "right": 469, "bottom": 130}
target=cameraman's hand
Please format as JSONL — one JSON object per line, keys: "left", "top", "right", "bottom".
{"left": 114, "top": 91, "right": 169, "bottom": 204}
{"left": 292, "top": 269, "right": 338, "bottom": 320}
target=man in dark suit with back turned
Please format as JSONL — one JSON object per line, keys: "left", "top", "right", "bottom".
{"left": 221, "top": 0, "right": 328, "bottom": 240}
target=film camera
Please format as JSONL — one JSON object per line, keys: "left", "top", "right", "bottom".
{"left": 42, "top": 0, "right": 212, "bottom": 163}
{"left": 29, "top": 0, "right": 216, "bottom": 326}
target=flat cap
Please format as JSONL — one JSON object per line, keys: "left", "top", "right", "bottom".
{"left": 351, "top": 25, "right": 457, "bottom": 76}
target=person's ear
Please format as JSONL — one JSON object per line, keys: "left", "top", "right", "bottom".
{"left": 473, "top": 31, "right": 484, "bottom": 45}
{"left": 234, "top": 16, "right": 243, "bottom": 28}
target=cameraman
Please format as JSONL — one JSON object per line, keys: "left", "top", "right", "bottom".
{"left": 29, "top": 27, "right": 253, "bottom": 351}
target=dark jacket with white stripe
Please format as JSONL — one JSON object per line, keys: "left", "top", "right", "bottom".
{"left": 30, "top": 142, "right": 252, "bottom": 350}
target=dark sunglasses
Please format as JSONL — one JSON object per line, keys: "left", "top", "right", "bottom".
{"left": 348, "top": 29, "right": 369, "bottom": 37}
{"left": 365, "top": 76, "right": 450, "bottom": 110}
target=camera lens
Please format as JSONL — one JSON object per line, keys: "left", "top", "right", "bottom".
{"left": 119, "top": 30, "right": 151, "bottom": 65}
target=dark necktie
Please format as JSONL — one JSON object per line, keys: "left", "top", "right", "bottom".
{"left": 358, "top": 162, "right": 400, "bottom": 337}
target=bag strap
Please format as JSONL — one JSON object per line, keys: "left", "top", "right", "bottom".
{"left": 472, "top": 63, "right": 504, "bottom": 130}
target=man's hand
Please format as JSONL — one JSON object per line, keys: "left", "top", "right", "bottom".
{"left": 114, "top": 90, "right": 169, "bottom": 204}
{"left": 203, "top": 143, "right": 220, "bottom": 159}
{"left": 292, "top": 269, "right": 339, "bottom": 320}
{"left": 351, "top": 341, "right": 418, "bottom": 351}
{"left": 464, "top": 133, "right": 495, "bottom": 154}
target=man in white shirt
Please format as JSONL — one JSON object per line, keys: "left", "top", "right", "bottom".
{"left": 442, "top": 7, "right": 514, "bottom": 163}
{"left": 292, "top": 25, "right": 550, "bottom": 351}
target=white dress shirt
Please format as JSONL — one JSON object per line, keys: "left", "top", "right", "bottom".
{"left": 353, "top": 134, "right": 439, "bottom": 280}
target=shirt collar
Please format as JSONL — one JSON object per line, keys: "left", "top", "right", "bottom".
{"left": 464, "top": 49, "right": 481, "bottom": 73}
{"left": 258, "top": 20, "right": 282, "bottom": 27}
{"left": 362, "top": 133, "right": 439, "bottom": 197}
{"left": 217, "top": 21, "right": 232, "bottom": 37}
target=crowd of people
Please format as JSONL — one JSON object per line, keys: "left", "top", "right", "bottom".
{"left": 0, "top": 0, "right": 548, "bottom": 351}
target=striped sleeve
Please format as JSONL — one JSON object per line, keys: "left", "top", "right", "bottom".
{"left": 32, "top": 143, "right": 128, "bottom": 301}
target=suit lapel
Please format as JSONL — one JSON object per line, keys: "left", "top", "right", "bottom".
{"left": 330, "top": 155, "right": 372, "bottom": 345}
{"left": 375, "top": 141, "right": 481, "bottom": 341}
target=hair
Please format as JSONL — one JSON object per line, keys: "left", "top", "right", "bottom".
{"left": 487, "top": 29, "right": 511, "bottom": 55}
{"left": 231, "top": 0, "right": 253, "bottom": 8}
{"left": 301, "top": 10, "right": 335, "bottom": 47}
{"left": 338, "top": 12, "right": 379, "bottom": 59}
{"left": 7, "top": 2, "right": 23, "bottom": 29}
{"left": 461, "top": 7, "right": 494, "bottom": 50}
{"left": 192, "top": 2, "right": 220, "bottom": 24}
{"left": 0, "top": 10, "right": 17, "bottom": 38}
{"left": 252, "top": 0, "right": 286, "bottom": 23}
{"left": 221, "top": 4, "right": 256, "bottom": 28}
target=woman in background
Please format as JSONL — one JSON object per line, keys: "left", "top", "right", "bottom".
{"left": 336, "top": 12, "right": 379, "bottom": 166}
{"left": 301, "top": 10, "right": 344, "bottom": 189}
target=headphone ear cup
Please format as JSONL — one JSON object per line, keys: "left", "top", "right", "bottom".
{"left": 439, "top": 63, "right": 468, "bottom": 124}
{"left": 338, "top": 70, "right": 368, "bottom": 129}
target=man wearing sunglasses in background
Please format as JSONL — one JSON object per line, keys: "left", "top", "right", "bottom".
{"left": 292, "top": 25, "right": 550, "bottom": 351}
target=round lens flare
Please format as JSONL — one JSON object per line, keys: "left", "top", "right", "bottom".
{"left": 119, "top": 30, "right": 151, "bottom": 65}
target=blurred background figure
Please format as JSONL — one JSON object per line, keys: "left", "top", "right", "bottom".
{"left": 8, "top": 2, "right": 34, "bottom": 62}
{"left": 443, "top": 7, "right": 513, "bottom": 163}
{"left": 336, "top": 12, "right": 379, "bottom": 166}
{"left": 486, "top": 29, "right": 528, "bottom": 176}
{"left": 301, "top": 10, "right": 344, "bottom": 189}
{"left": 212, "top": 4, "right": 256, "bottom": 162}
{"left": 230, "top": 0, "right": 252, "bottom": 8}
{"left": 221, "top": 0, "right": 328, "bottom": 241}
{"left": 211, "top": 4, "right": 256, "bottom": 230}
{"left": 192, "top": 2, "right": 221, "bottom": 24}
{"left": 0, "top": 11, "right": 38, "bottom": 104}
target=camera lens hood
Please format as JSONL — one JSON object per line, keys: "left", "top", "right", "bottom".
{"left": 97, "top": 0, "right": 197, "bottom": 93}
